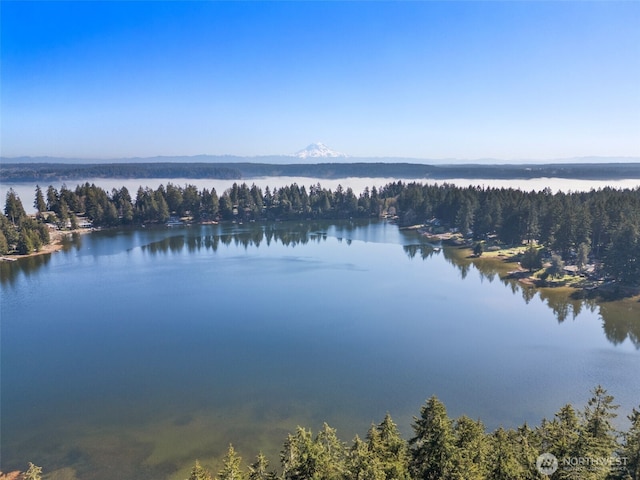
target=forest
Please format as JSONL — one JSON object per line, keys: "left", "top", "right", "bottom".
{"left": 14, "top": 387, "right": 640, "bottom": 480}
{"left": 2, "top": 180, "right": 639, "bottom": 286}
{"left": 2, "top": 161, "right": 640, "bottom": 182}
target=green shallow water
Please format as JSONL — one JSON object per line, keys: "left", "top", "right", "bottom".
{"left": 1, "top": 220, "right": 638, "bottom": 479}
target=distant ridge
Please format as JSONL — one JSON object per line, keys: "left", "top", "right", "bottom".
{"left": 1, "top": 154, "right": 638, "bottom": 165}
{"left": 2, "top": 161, "right": 640, "bottom": 182}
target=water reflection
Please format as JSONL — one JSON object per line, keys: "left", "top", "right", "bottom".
{"left": 1, "top": 222, "right": 638, "bottom": 349}
{"left": 140, "top": 226, "right": 330, "bottom": 255}
{"left": 426, "top": 244, "right": 640, "bottom": 349}
{"left": 402, "top": 244, "right": 437, "bottom": 261}
{"left": 0, "top": 253, "right": 53, "bottom": 286}
{"left": 0, "top": 233, "right": 82, "bottom": 286}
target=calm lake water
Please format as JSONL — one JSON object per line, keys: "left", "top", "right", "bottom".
{"left": 1, "top": 220, "right": 639, "bottom": 479}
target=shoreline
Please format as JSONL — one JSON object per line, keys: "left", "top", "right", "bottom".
{"left": 440, "top": 238, "right": 640, "bottom": 304}
{"left": 4, "top": 221, "right": 640, "bottom": 306}
{"left": 0, "top": 228, "right": 92, "bottom": 262}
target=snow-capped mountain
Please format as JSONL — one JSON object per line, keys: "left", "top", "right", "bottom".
{"left": 293, "top": 143, "right": 348, "bottom": 159}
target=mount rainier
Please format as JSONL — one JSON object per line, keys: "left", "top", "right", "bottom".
{"left": 293, "top": 143, "right": 348, "bottom": 159}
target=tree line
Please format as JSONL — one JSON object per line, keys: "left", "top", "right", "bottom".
{"left": 184, "top": 386, "right": 640, "bottom": 480}
{"left": 16, "top": 387, "right": 639, "bottom": 480}
{"left": 3, "top": 161, "right": 640, "bottom": 182}
{"left": 2, "top": 181, "right": 639, "bottom": 285}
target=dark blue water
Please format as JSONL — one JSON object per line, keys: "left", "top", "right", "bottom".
{"left": 1, "top": 220, "right": 638, "bottom": 479}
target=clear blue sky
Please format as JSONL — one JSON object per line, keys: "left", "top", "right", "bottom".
{"left": 1, "top": 1, "right": 639, "bottom": 160}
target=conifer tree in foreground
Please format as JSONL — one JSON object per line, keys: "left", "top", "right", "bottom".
{"left": 218, "top": 445, "right": 245, "bottom": 480}
{"left": 248, "top": 452, "right": 277, "bottom": 480}
{"left": 188, "top": 459, "right": 212, "bottom": 480}
{"left": 622, "top": 407, "right": 640, "bottom": 480}
{"left": 409, "top": 396, "right": 455, "bottom": 480}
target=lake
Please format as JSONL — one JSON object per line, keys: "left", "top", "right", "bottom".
{"left": 1, "top": 220, "right": 639, "bottom": 479}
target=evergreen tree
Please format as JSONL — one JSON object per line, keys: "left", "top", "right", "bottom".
{"left": 547, "top": 254, "right": 565, "bottom": 278}
{"left": 0, "top": 212, "right": 18, "bottom": 246}
{"left": 248, "top": 452, "right": 277, "bottom": 480}
{"left": 46, "top": 185, "right": 59, "bottom": 212}
{"left": 188, "top": 459, "right": 213, "bottom": 480}
{"left": 487, "top": 428, "right": 527, "bottom": 480}
{"left": 604, "top": 221, "right": 640, "bottom": 285}
{"left": 183, "top": 184, "right": 201, "bottom": 217}
{"left": 347, "top": 435, "right": 386, "bottom": 480}
{"left": 450, "top": 416, "right": 489, "bottom": 480}
{"left": 576, "top": 242, "right": 591, "bottom": 271}
{"left": 621, "top": 407, "right": 640, "bottom": 480}
{"left": 166, "top": 183, "right": 184, "bottom": 214}
{"left": 219, "top": 193, "right": 234, "bottom": 220}
{"left": 409, "top": 396, "right": 455, "bottom": 480}
{"left": 514, "top": 423, "right": 541, "bottom": 480}
{"left": 0, "top": 230, "right": 8, "bottom": 255}
{"left": 376, "top": 413, "right": 410, "bottom": 480}
{"left": 521, "top": 245, "right": 542, "bottom": 272}
{"left": 16, "top": 231, "right": 34, "bottom": 255}
{"left": 4, "top": 189, "right": 27, "bottom": 225}
{"left": 455, "top": 199, "right": 475, "bottom": 236}
{"left": 315, "top": 423, "right": 347, "bottom": 480}
{"left": 34, "top": 185, "right": 47, "bottom": 215}
{"left": 539, "top": 404, "right": 580, "bottom": 467}
{"left": 281, "top": 427, "right": 318, "bottom": 480}
{"left": 577, "top": 385, "right": 619, "bottom": 480}
{"left": 23, "top": 462, "right": 43, "bottom": 480}
{"left": 218, "top": 444, "right": 245, "bottom": 480}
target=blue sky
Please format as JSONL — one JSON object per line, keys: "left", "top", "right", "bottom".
{"left": 1, "top": 1, "right": 639, "bottom": 160}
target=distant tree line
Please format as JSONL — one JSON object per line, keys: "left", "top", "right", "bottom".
{"left": 0, "top": 162, "right": 243, "bottom": 182}
{"left": 178, "top": 386, "right": 639, "bottom": 480}
{"left": 394, "top": 182, "right": 640, "bottom": 284}
{"left": 2, "top": 181, "right": 638, "bottom": 285}
{"left": 2, "top": 161, "right": 640, "bottom": 182}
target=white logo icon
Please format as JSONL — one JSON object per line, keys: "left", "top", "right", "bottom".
{"left": 536, "top": 452, "right": 559, "bottom": 475}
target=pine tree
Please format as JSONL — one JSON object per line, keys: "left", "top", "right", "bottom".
{"left": 621, "top": 407, "right": 640, "bottom": 480}
{"left": 16, "top": 231, "right": 34, "bottom": 255}
{"left": 487, "top": 428, "right": 527, "bottom": 480}
{"left": 218, "top": 444, "right": 244, "bottom": 480}
{"left": 34, "top": 185, "right": 47, "bottom": 215}
{"left": 23, "top": 462, "right": 43, "bottom": 480}
{"left": 46, "top": 185, "right": 59, "bottom": 213}
{"left": 188, "top": 459, "right": 212, "bottom": 480}
{"left": 450, "top": 416, "right": 489, "bottom": 480}
{"left": 347, "top": 435, "right": 386, "bottom": 480}
{"left": 4, "top": 189, "right": 27, "bottom": 225}
{"left": 377, "top": 413, "right": 410, "bottom": 480}
{"left": 248, "top": 452, "right": 277, "bottom": 480}
{"left": 0, "top": 230, "right": 8, "bottom": 255}
{"left": 577, "top": 385, "right": 619, "bottom": 480}
{"left": 409, "top": 396, "right": 455, "bottom": 480}
{"left": 605, "top": 222, "right": 640, "bottom": 285}
{"left": 521, "top": 245, "right": 542, "bottom": 272}
{"left": 315, "top": 423, "right": 347, "bottom": 480}
{"left": 538, "top": 403, "right": 581, "bottom": 479}
{"left": 281, "top": 427, "right": 318, "bottom": 480}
